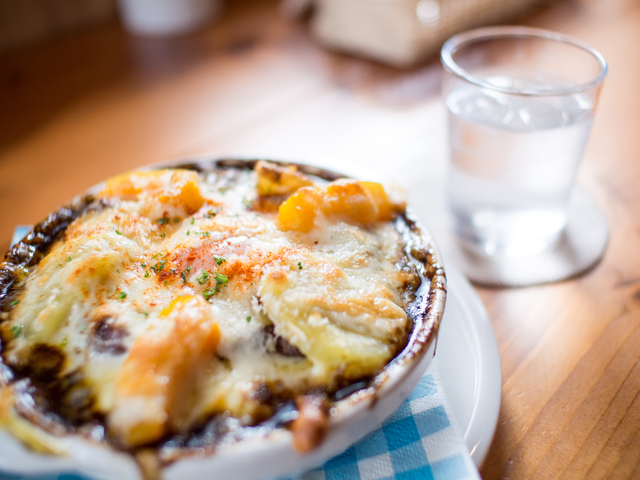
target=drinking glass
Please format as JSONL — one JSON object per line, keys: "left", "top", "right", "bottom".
{"left": 441, "top": 27, "right": 607, "bottom": 257}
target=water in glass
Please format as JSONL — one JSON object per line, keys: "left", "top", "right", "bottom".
{"left": 446, "top": 77, "right": 594, "bottom": 256}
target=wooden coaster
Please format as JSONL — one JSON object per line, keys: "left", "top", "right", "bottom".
{"left": 444, "top": 188, "right": 609, "bottom": 288}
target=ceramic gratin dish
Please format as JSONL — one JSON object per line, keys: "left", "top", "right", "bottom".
{"left": 0, "top": 158, "right": 446, "bottom": 480}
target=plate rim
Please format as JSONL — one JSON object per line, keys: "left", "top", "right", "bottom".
{"left": 434, "top": 264, "right": 502, "bottom": 467}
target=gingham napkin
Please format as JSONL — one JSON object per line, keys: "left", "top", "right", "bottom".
{"left": 285, "top": 366, "right": 480, "bottom": 480}
{"left": 4, "top": 227, "right": 480, "bottom": 480}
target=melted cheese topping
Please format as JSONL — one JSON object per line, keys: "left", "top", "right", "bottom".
{"left": 3, "top": 165, "right": 412, "bottom": 448}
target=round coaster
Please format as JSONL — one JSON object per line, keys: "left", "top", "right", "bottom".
{"left": 445, "top": 187, "right": 609, "bottom": 288}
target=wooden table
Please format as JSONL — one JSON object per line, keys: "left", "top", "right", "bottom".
{"left": 2, "top": 0, "right": 640, "bottom": 477}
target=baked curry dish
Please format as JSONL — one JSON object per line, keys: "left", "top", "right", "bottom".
{"left": 0, "top": 159, "right": 444, "bottom": 472}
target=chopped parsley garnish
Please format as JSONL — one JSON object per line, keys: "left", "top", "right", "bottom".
{"left": 195, "top": 231, "right": 210, "bottom": 237}
{"left": 117, "top": 291, "right": 127, "bottom": 300}
{"left": 156, "top": 218, "right": 169, "bottom": 225}
{"left": 196, "top": 270, "right": 210, "bottom": 285}
{"left": 202, "top": 288, "right": 217, "bottom": 301}
{"left": 60, "top": 337, "right": 68, "bottom": 347}
{"left": 10, "top": 325, "right": 23, "bottom": 339}
{"left": 297, "top": 262, "right": 303, "bottom": 270}
{"left": 160, "top": 233, "right": 166, "bottom": 238}
{"left": 151, "top": 260, "right": 166, "bottom": 272}
{"left": 181, "top": 272, "right": 187, "bottom": 283}
{"left": 213, "top": 272, "right": 228, "bottom": 292}
{"left": 186, "top": 266, "right": 192, "bottom": 273}
{"left": 144, "top": 271, "right": 150, "bottom": 278}
{"left": 201, "top": 272, "right": 229, "bottom": 301}
{"left": 140, "top": 262, "right": 147, "bottom": 268}
{"left": 114, "top": 229, "right": 123, "bottom": 235}
{"left": 164, "top": 280, "right": 168, "bottom": 286}
{"left": 246, "top": 316, "right": 251, "bottom": 323}
{"left": 206, "top": 209, "right": 218, "bottom": 219}
{"left": 186, "top": 231, "right": 190, "bottom": 236}
{"left": 10, "top": 300, "right": 20, "bottom": 306}
{"left": 67, "top": 256, "right": 73, "bottom": 262}
{"left": 170, "top": 268, "right": 177, "bottom": 275}
{"left": 214, "top": 256, "right": 226, "bottom": 266}
{"left": 191, "top": 217, "right": 195, "bottom": 225}
{"left": 174, "top": 217, "right": 180, "bottom": 223}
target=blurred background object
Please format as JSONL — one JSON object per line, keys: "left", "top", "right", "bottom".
{"left": 307, "top": 0, "right": 552, "bottom": 66}
{"left": 1, "top": 0, "right": 548, "bottom": 63}
{"left": 117, "top": 0, "right": 222, "bottom": 36}
{"left": 0, "top": 0, "right": 222, "bottom": 54}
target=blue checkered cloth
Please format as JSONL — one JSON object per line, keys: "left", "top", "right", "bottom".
{"left": 2, "top": 227, "right": 480, "bottom": 480}
{"left": 283, "top": 367, "right": 480, "bottom": 480}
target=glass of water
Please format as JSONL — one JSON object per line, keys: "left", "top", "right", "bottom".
{"left": 441, "top": 27, "right": 607, "bottom": 257}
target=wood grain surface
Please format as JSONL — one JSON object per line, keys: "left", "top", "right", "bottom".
{"left": 1, "top": 0, "right": 639, "bottom": 478}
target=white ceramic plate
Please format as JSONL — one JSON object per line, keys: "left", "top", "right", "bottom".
{"left": 1, "top": 240, "right": 498, "bottom": 478}
{"left": 433, "top": 264, "right": 502, "bottom": 467}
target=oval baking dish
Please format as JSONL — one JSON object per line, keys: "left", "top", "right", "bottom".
{"left": 0, "top": 158, "right": 446, "bottom": 480}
